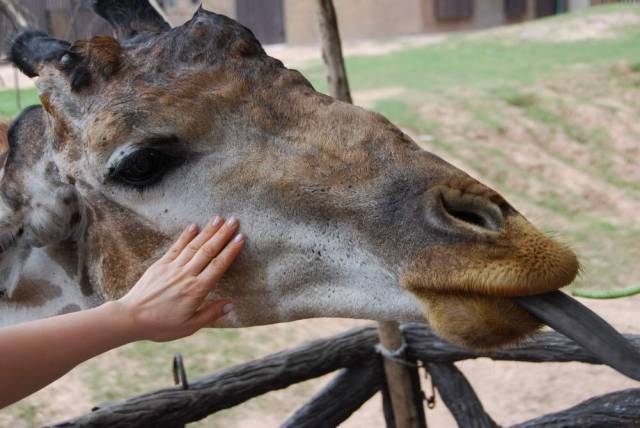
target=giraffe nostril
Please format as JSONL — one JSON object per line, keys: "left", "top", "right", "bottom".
{"left": 439, "top": 192, "right": 504, "bottom": 232}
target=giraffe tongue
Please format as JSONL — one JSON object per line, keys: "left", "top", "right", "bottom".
{"left": 514, "top": 291, "right": 640, "bottom": 381}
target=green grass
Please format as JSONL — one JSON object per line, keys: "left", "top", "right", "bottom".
{"left": 81, "top": 328, "right": 255, "bottom": 402}
{"left": 303, "top": 16, "right": 640, "bottom": 95}
{"left": 0, "top": 88, "right": 39, "bottom": 120}
{"left": 372, "top": 97, "right": 438, "bottom": 134}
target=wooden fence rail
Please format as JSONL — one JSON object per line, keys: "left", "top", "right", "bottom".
{"left": 47, "top": 324, "right": 640, "bottom": 428}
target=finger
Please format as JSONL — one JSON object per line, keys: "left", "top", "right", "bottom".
{"left": 189, "top": 300, "right": 234, "bottom": 329}
{"left": 198, "top": 233, "right": 245, "bottom": 285}
{"left": 173, "top": 216, "right": 224, "bottom": 266}
{"left": 160, "top": 224, "right": 198, "bottom": 262}
{"left": 186, "top": 217, "right": 240, "bottom": 273}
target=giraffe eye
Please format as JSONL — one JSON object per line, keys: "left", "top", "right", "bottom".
{"left": 111, "top": 148, "right": 180, "bottom": 189}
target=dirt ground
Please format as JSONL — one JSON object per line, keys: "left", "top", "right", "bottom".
{"left": 3, "top": 296, "right": 636, "bottom": 428}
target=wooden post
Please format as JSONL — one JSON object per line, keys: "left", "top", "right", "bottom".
{"left": 316, "top": 0, "right": 353, "bottom": 104}
{"left": 149, "top": 0, "right": 171, "bottom": 23}
{"left": 315, "top": 2, "right": 425, "bottom": 427}
{"left": 13, "top": 67, "right": 21, "bottom": 111}
{"left": 378, "top": 321, "right": 426, "bottom": 428}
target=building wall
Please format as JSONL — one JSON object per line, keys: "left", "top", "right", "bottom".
{"left": 161, "top": 0, "right": 237, "bottom": 26}
{"left": 421, "top": 0, "right": 477, "bottom": 32}
{"left": 570, "top": 0, "right": 592, "bottom": 10}
{"left": 203, "top": 0, "right": 237, "bottom": 18}
{"left": 475, "top": 0, "right": 508, "bottom": 28}
{"left": 154, "top": 0, "right": 574, "bottom": 46}
{"left": 284, "top": 0, "right": 424, "bottom": 45}
{"left": 421, "top": 0, "right": 537, "bottom": 33}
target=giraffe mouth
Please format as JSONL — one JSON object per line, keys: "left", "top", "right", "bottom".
{"left": 515, "top": 291, "right": 640, "bottom": 381}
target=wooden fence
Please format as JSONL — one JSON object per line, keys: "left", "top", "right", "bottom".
{"left": 47, "top": 323, "right": 640, "bottom": 428}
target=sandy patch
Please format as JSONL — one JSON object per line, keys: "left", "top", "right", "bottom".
{"left": 482, "top": 11, "right": 640, "bottom": 43}
{"left": 0, "top": 65, "right": 36, "bottom": 91}
{"left": 353, "top": 86, "right": 406, "bottom": 109}
{"left": 265, "top": 34, "right": 446, "bottom": 69}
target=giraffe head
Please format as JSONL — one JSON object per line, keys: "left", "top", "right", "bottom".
{"left": 3, "top": 2, "right": 583, "bottom": 350}
{"left": 0, "top": 108, "right": 84, "bottom": 301}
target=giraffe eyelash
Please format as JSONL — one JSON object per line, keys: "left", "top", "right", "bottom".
{"left": 108, "top": 147, "right": 183, "bottom": 191}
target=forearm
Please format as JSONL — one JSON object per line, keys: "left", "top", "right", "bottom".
{"left": 0, "top": 217, "right": 243, "bottom": 409}
{"left": 0, "top": 301, "right": 135, "bottom": 408}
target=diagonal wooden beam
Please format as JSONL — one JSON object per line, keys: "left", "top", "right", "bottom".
{"left": 47, "top": 326, "right": 379, "bottom": 428}
{"left": 424, "top": 362, "right": 498, "bottom": 428}
{"left": 282, "top": 360, "right": 383, "bottom": 427}
{"left": 511, "top": 388, "right": 640, "bottom": 428}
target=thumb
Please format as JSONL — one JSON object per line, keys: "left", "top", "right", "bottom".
{"left": 189, "top": 300, "right": 234, "bottom": 329}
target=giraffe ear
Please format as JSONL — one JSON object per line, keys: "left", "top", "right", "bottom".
{"left": 9, "top": 30, "right": 70, "bottom": 78}
{"left": 92, "top": 0, "right": 171, "bottom": 39}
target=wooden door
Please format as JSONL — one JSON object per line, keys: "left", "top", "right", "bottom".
{"left": 505, "top": 0, "right": 527, "bottom": 20}
{"left": 535, "top": 0, "right": 567, "bottom": 17}
{"left": 435, "top": 0, "right": 474, "bottom": 21}
{"left": 236, "top": 0, "right": 286, "bottom": 45}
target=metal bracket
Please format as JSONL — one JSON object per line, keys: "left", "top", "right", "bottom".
{"left": 375, "top": 342, "right": 419, "bottom": 368}
{"left": 172, "top": 353, "right": 189, "bottom": 390}
{"left": 423, "top": 370, "right": 437, "bottom": 409}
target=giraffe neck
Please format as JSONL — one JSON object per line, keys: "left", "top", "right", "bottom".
{"left": 0, "top": 240, "right": 104, "bottom": 326}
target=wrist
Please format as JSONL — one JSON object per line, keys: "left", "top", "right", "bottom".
{"left": 99, "top": 300, "right": 141, "bottom": 345}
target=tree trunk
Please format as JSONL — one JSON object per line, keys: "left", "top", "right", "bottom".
{"left": 316, "top": 0, "right": 353, "bottom": 103}
{"left": 0, "top": 0, "right": 33, "bottom": 31}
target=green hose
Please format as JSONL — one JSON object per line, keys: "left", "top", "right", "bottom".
{"left": 571, "top": 286, "right": 640, "bottom": 299}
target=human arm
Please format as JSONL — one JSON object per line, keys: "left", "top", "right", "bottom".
{"left": 0, "top": 215, "right": 244, "bottom": 408}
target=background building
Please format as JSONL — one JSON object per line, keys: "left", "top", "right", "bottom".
{"left": 0, "top": 0, "right": 631, "bottom": 50}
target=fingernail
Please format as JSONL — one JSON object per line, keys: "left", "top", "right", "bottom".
{"left": 222, "top": 303, "right": 234, "bottom": 314}
{"left": 233, "top": 233, "right": 245, "bottom": 243}
{"left": 227, "top": 216, "right": 238, "bottom": 226}
{"left": 210, "top": 216, "right": 222, "bottom": 227}
{"left": 187, "top": 224, "right": 198, "bottom": 233}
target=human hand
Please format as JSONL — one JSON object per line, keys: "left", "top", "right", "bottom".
{"left": 114, "top": 216, "right": 245, "bottom": 342}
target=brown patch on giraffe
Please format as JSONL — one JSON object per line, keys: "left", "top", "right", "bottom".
{"left": 72, "top": 36, "right": 122, "bottom": 78}
{"left": 7, "top": 279, "right": 62, "bottom": 308}
{"left": 87, "top": 195, "right": 170, "bottom": 299}
{"left": 46, "top": 241, "right": 79, "bottom": 280}
{"left": 40, "top": 93, "right": 73, "bottom": 151}
{"left": 65, "top": 36, "right": 123, "bottom": 91}
{"left": 57, "top": 303, "right": 81, "bottom": 315}
{"left": 79, "top": 261, "right": 94, "bottom": 297}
